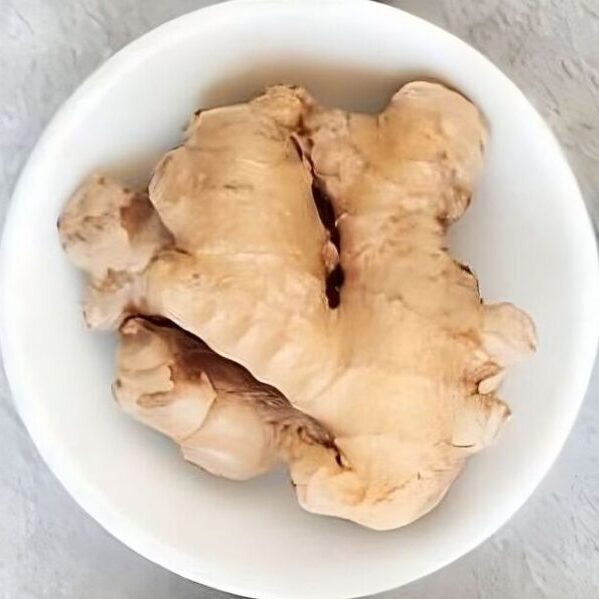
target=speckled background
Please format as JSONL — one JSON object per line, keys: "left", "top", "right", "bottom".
{"left": 1, "top": 1, "right": 598, "bottom": 598}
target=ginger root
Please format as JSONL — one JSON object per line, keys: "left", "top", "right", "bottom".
{"left": 58, "top": 82, "right": 536, "bottom": 530}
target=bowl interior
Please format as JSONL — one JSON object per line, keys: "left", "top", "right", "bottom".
{"left": 2, "top": 1, "right": 597, "bottom": 598}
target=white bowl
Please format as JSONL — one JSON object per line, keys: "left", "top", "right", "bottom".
{"left": 1, "top": 1, "right": 598, "bottom": 597}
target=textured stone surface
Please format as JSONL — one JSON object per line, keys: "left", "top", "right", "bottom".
{"left": 0, "top": 1, "right": 598, "bottom": 598}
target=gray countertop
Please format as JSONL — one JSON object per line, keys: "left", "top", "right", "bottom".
{"left": 1, "top": 1, "right": 598, "bottom": 598}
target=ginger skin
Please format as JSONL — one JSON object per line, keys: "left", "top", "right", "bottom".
{"left": 116, "top": 317, "right": 340, "bottom": 482}
{"left": 59, "top": 82, "right": 536, "bottom": 530}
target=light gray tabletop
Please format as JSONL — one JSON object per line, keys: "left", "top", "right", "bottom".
{"left": 1, "top": 1, "right": 598, "bottom": 598}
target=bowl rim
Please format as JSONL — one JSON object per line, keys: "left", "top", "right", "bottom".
{"left": 1, "top": 0, "right": 598, "bottom": 597}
